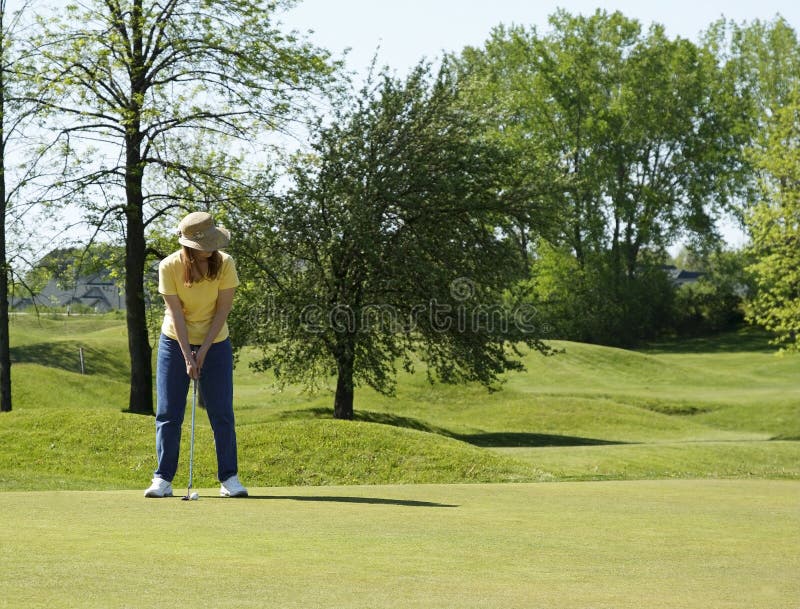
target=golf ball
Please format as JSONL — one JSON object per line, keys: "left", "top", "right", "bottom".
{"left": 190, "top": 492, "right": 199, "bottom": 500}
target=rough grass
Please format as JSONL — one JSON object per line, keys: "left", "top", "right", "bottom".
{"left": 2, "top": 315, "right": 799, "bottom": 490}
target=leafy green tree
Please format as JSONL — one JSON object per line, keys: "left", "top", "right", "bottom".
{"left": 704, "top": 16, "right": 800, "bottom": 218}
{"left": 745, "top": 98, "right": 800, "bottom": 348}
{"left": 227, "top": 65, "right": 552, "bottom": 419}
{"left": 705, "top": 16, "right": 800, "bottom": 142}
{"left": 671, "top": 246, "right": 706, "bottom": 272}
{"left": 673, "top": 248, "right": 753, "bottom": 335}
{"left": 1, "top": 0, "right": 52, "bottom": 412}
{"left": 453, "top": 10, "right": 743, "bottom": 345}
{"left": 33, "top": 0, "right": 336, "bottom": 414}
{"left": 24, "top": 243, "right": 126, "bottom": 292}
{"left": 706, "top": 17, "right": 800, "bottom": 347}
{"left": 22, "top": 247, "right": 77, "bottom": 293}
{"left": 523, "top": 242, "right": 675, "bottom": 345}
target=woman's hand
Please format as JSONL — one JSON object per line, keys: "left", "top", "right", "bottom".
{"left": 185, "top": 351, "right": 199, "bottom": 379}
{"left": 194, "top": 345, "right": 209, "bottom": 375}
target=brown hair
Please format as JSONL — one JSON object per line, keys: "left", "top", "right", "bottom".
{"left": 181, "top": 246, "right": 223, "bottom": 287}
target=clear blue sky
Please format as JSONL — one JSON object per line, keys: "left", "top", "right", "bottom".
{"left": 280, "top": 0, "right": 799, "bottom": 80}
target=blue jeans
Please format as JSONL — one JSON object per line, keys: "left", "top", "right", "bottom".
{"left": 155, "top": 334, "right": 239, "bottom": 483}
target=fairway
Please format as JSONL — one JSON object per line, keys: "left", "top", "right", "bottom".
{"left": 1, "top": 480, "right": 798, "bottom": 609}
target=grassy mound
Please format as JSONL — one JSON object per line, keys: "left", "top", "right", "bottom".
{"left": 238, "top": 419, "right": 539, "bottom": 486}
{"left": 0, "top": 408, "right": 536, "bottom": 490}
{"left": 3, "top": 315, "right": 799, "bottom": 490}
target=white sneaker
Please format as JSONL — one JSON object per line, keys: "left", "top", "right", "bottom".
{"left": 220, "top": 475, "right": 248, "bottom": 498}
{"left": 144, "top": 477, "right": 173, "bottom": 498}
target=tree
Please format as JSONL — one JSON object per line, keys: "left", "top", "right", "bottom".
{"left": 0, "top": 0, "right": 13, "bottom": 412}
{"left": 34, "top": 0, "right": 335, "bottom": 414}
{"left": 706, "top": 18, "right": 800, "bottom": 347}
{"left": 704, "top": 16, "right": 800, "bottom": 217}
{"left": 1, "top": 0, "right": 50, "bottom": 412}
{"left": 453, "top": 10, "right": 744, "bottom": 345}
{"left": 745, "top": 98, "right": 800, "bottom": 348}
{"left": 227, "top": 64, "right": 552, "bottom": 419}
{"left": 672, "top": 247, "right": 753, "bottom": 335}
{"left": 23, "top": 243, "right": 125, "bottom": 293}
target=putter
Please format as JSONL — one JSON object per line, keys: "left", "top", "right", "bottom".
{"left": 182, "top": 377, "right": 198, "bottom": 501}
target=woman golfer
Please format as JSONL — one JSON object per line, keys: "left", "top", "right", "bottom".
{"left": 145, "top": 211, "right": 248, "bottom": 498}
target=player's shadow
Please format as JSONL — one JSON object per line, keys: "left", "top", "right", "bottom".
{"left": 243, "top": 495, "right": 458, "bottom": 508}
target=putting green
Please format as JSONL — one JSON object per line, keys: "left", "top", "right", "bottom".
{"left": 1, "top": 480, "right": 797, "bottom": 608}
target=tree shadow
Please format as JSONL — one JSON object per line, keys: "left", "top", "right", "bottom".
{"left": 279, "top": 407, "right": 452, "bottom": 434}
{"left": 453, "top": 432, "right": 625, "bottom": 447}
{"left": 229, "top": 495, "right": 458, "bottom": 508}
{"left": 10, "top": 340, "right": 128, "bottom": 380}
{"left": 639, "top": 326, "right": 777, "bottom": 354}
{"left": 280, "top": 407, "right": 623, "bottom": 448}
{"left": 354, "top": 410, "right": 454, "bottom": 435}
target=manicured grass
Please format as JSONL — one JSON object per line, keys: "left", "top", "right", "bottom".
{"left": 1, "top": 481, "right": 797, "bottom": 609}
{"left": 497, "top": 441, "right": 800, "bottom": 481}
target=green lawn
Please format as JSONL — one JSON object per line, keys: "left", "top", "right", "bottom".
{"left": 3, "top": 315, "right": 799, "bottom": 608}
{"left": 1, "top": 480, "right": 797, "bottom": 609}
{"left": 2, "top": 314, "right": 799, "bottom": 488}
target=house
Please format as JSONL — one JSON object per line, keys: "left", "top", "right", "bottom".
{"left": 673, "top": 269, "right": 705, "bottom": 287}
{"left": 13, "top": 271, "right": 124, "bottom": 312}
{"left": 660, "top": 265, "right": 706, "bottom": 287}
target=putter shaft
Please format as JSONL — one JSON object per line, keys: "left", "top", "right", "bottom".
{"left": 183, "top": 377, "right": 198, "bottom": 500}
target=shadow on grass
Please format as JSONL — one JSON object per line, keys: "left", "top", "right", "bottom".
{"left": 10, "top": 340, "right": 127, "bottom": 380}
{"left": 121, "top": 408, "right": 155, "bottom": 417}
{"left": 233, "top": 495, "right": 458, "bottom": 508}
{"left": 355, "top": 410, "right": 454, "bottom": 435}
{"left": 279, "top": 407, "right": 453, "bottom": 435}
{"left": 639, "top": 325, "right": 777, "bottom": 355}
{"left": 453, "top": 432, "right": 625, "bottom": 447}
{"left": 281, "top": 407, "right": 622, "bottom": 448}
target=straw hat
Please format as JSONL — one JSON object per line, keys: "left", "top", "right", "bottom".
{"left": 178, "top": 212, "right": 230, "bottom": 251}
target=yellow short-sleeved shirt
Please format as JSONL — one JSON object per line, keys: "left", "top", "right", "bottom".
{"left": 158, "top": 250, "right": 240, "bottom": 344}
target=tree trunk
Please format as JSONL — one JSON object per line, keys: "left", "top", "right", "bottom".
{"left": 0, "top": 50, "right": 11, "bottom": 413}
{"left": 0, "top": 202, "right": 11, "bottom": 414}
{"left": 124, "top": 135, "right": 153, "bottom": 415}
{"left": 124, "top": 20, "right": 153, "bottom": 415}
{"left": 125, "top": 207, "right": 152, "bottom": 415}
{"left": 333, "top": 349, "right": 355, "bottom": 420}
